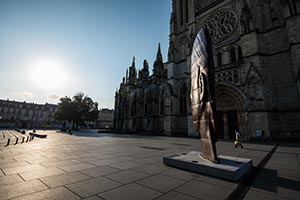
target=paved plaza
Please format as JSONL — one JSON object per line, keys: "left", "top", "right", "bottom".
{"left": 0, "top": 130, "right": 299, "bottom": 200}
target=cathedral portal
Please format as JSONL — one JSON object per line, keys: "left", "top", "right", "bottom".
{"left": 215, "top": 83, "right": 248, "bottom": 139}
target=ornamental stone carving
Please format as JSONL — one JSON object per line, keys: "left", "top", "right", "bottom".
{"left": 203, "top": 10, "right": 237, "bottom": 44}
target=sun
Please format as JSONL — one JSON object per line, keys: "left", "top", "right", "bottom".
{"left": 31, "top": 59, "right": 67, "bottom": 90}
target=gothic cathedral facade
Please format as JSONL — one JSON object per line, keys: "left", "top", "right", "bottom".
{"left": 114, "top": 0, "right": 300, "bottom": 141}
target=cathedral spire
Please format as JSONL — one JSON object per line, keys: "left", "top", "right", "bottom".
{"left": 156, "top": 43, "right": 163, "bottom": 62}
{"left": 129, "top": 56, "right": 137, "bottom": 85}
{"left": 131, "top": 56, "right": 136, "bottom": 68}
{"left": 153, "top": 43, "right": 166, "bottom": 80}
{"left": 143, "top": 59, "right": 149, "bottom": 71}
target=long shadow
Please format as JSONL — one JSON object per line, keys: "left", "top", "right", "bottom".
{"left": 57, "top": 130, "right": 162, "bottom": 139}
{"left": 241, "top": 147, "right": 298, "bottom": 156}
{"left": 252, "top": 168, "right": 300, "bottom": 193}
{"left": 219, "top": 140, "right": 299, "bottom": 156}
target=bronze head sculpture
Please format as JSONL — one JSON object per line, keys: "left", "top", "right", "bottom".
{"left": 191, "top": 28, "right": 218, "bottom": 163}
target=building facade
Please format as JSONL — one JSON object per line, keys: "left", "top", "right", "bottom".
{"left": 114, "top": 0, "right": 300, "bottom": 140}
{"left": 0, "top": 99, "right": 61, "bottom": 129}
{"left": 96, "top": 108, "right": 114, "bottom": 129}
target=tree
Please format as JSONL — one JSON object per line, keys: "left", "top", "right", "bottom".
{"left": 55, "top": 93, "right": 99, "bottom": 129}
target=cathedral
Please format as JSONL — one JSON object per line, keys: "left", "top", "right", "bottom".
{"left": 114, "top": 0, "right": 300, "bottom": 141}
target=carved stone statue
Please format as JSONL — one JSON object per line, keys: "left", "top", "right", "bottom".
{"left": 190, "top": 28, "right": 218, "bottom": 163}
{"left": 240, "top": 4, "right": 253, "bottom": 34}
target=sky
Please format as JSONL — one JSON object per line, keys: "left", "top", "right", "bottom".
{"left": 0, "top": 0, "right": 171, "bottom": 109}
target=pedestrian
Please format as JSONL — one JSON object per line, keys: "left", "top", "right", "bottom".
{"left": 234, "top": 130, "right": 243, "bottom": 148}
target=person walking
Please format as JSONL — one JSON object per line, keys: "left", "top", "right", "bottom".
{"left": 234, "top": 130, "right": 243, "bottom": 148}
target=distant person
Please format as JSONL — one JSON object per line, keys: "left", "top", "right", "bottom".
{"left": 234, "top": 130, "right": 243, "bottom": 148}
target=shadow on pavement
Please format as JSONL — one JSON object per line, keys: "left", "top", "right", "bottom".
{"left": 252, "top": 168, "right": 300, "bottom": 193}
{"left": 56, "top": 130, "right": 162, "bottom": 139}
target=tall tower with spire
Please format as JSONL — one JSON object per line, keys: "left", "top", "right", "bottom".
{"left": 128, "top": 57, "right": 137, "bottom": 85}
{"left": 153, "top": 43, "right": 167, "bottom": 80}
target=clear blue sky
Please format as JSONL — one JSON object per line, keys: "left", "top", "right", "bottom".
{"left": 0, "top": 0, "right": 171, "bottom": 109}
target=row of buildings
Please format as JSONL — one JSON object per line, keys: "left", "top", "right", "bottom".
{"left": 0, "top": 99, "right": 114, "bottom": 129}
{"left": 0, "top": 99, "right": 60, "bottom": 129}
{"left": 114, "top": 0, "right": 300, "bottom": 141}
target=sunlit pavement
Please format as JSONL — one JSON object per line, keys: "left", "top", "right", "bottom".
{"left": 0, "top": 130, "right": 299, "bottom": 200}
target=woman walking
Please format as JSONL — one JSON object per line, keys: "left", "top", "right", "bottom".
{"left": 234, "top": 130, "right": 243, "bottom": 148}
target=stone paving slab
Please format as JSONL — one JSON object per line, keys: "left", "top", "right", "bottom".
{"left": 3, "top": 164, "right": 46, "bottom": 175}
{"left": 194, "top": 173, "right": 237, "bottom": 190}
{"left": 132, "top": 163, "right": 170, "bottom": 175}
{"left": 58, "top": 163, "right": 95, "bottom": 172}
{"left": 25, "top": 156, "right": 60, "bottom": 164}
{"left": 175, "top": 179, "right": 232, "bottom": 200}
{"left": 99, "top": 183, "right": 162, "bottom": 200}
{"left": 41, "top": 160, "right": 81, "bottom": 168}
{"left": 160, "top": 168, "right": 199, "bottom": 181}
{"left": 108, "top": 161, "right": 142, "bottom": 170}
{"left": 66, "top": 176, "right": 121, "bottom": 198}
{"left": 88, "top": 159, "right": 121, "bottom": 166}
{"left": 156, "top": 191, "right": 199, "bottom": 200}
{"left": 137, "top": 174, "right": 186, "bottom": 193}
{"left": 0, "top": 174, "right": 24, "bottom": 186}
{"left": 105, "top": 169, "right": 150, "bottom": 184}
{"left": 11, "top": 186, "right": 81, "bottom": 200}
{"left": 80, "top": 166, "right": 120, "bottom": 178}
{"left": 0, "top": 161, "right": 30, "bottom": 169}
{"left": 0, "top": 179, "right": 48, "bottom": 200}
{"left": 131, "top": 157, "right": 157, "bottom": 165}
{"left": 243, "top": 188, "right": 291, "bottom": 200}
{"left": 40, "top": 171, "right": 91, "bottom": 188}
{"left": 83, "top": 196, "right": 105, "bottom": 200}
{"left": 19, "top": 167, "right": 65, "bottom": 181}
{"left": 0, "top": 130, "right": 299, "bottom": 200}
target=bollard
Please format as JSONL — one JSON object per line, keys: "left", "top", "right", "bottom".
{"left": 22, "top": 137, "right": 25, "bottom": 143}
{"left": 15, "top": 138, "right": 18, "bottom": 144}
{"left": 7, "top": 138, "right": 10, "bottom": 146}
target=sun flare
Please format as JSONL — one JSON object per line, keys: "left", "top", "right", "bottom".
{"left": 31, "top": 59, "right": 67, "bottom": 90}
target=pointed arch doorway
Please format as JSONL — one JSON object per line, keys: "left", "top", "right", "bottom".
{"left": 215, "top": 83, "right": 248, "bottom": 139}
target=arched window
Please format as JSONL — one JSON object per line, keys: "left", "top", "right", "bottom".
{"left": 131, "top": 98, "right": 136, "bottom": 117}
{"left": 180, "top": 1, "right": 183, "bottom": 25}
{"left": 234, "top": 71, "right": 239, "bottom": 84}
{"left": 185, "top": 0, "right": 189, "bottom": 23}
{"left": 238, "top": 46, "right": 243, "bottom": 63}
{"left": 180, "top": 84, "right": 187, "bottom": 114}
{"left": 231, "top": 47, "right": 236, "bottom": 63}
{"left": 217, "top": 52, "right": 222, "bottom": 66}
{"left": 144, "top": 102, "right": 148, "bottom": 116}
{"left": 160, "top": 92, "right": 165, "bottom": 115}
{"left": 144, "top": 94, "right": 151, "bottom": 116}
